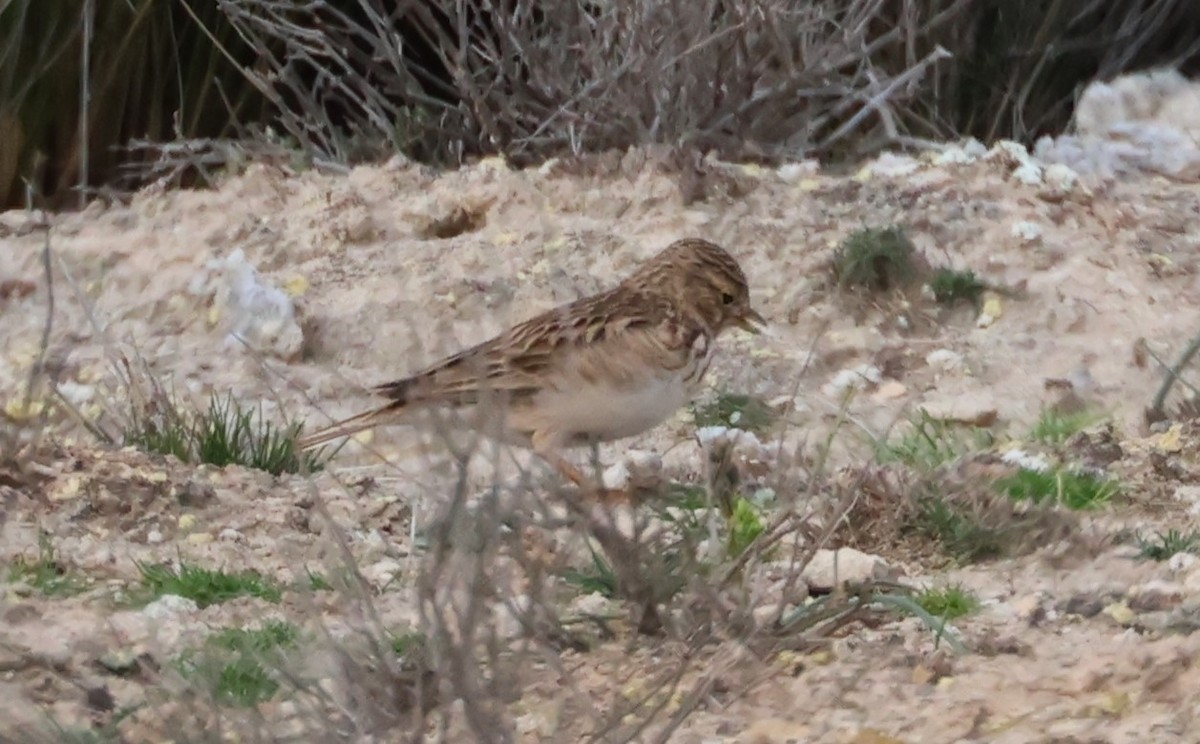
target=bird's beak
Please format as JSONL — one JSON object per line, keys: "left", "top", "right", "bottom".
{"left": 735, "top": 307, "right": 767, "bottom": 334}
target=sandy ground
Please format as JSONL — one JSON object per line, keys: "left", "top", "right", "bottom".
{"left": 3, "top": 144, "right": 1200, "bottom": 742}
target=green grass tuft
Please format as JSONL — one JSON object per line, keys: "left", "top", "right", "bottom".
{"left": 691, "top": 391, "right": 775, "bottom": 433}
{"left": 209, "top": 620, "right": 300, "bottom": 654}
{"left": 389, "top": 631, "right": 427, "bottom": 657}
{"left": 929, "top": 268, "right": 987, "bottom": 306}
{"left": 212, "top": 656, "right": 280, "bottom": 707}
{"left": 178, "top": 621, "right": 300, "bottom": 708}
{"left": 125, "top": 392, "right": 326, "bottom": 476}
{"left": 136, "top": 562, "right": 283, "bottom": 608}
{"left": 561, "top": 545, "right": 619, "bottom": 598}
{"left": 994, "top": 467, "right": 1116, "bottom": 510}
{"left": 833, "top": 226, "right": 920, "bottom": 294}
{"left": 1136, "top": 529, "right": 1200, "bottom": 561}
{"left": 879, "top": 409, "right": 990, "bottom": 471}
{"left": 915, "top": 584, "right": 979, "bottom": 620}
{"left": 6, "top": 532, "right": 90, "bottom": 597}
{"left": 302, "top": 568, "right": 334, "bottom": 592}
{"left": 910, "top": 495, "right": 1008, "bottom": 563}
{"left": 1028, "top": 408, "right": 1101, "bottom": 445}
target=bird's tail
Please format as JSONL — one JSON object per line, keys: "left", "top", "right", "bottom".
{"left": 296, "top": 405, "right": 394, "bottom": 452}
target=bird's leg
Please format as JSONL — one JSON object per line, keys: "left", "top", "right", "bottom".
{"left": 530, "top": 432, "right": 631, "bottom": 503}
{"left": 530, "top": 431, "right": 657, "bottom": 630}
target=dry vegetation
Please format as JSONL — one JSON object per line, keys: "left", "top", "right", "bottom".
{"left": 5, "top": 0, "right": 1200, "bottom": 206}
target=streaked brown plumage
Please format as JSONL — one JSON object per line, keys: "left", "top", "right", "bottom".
{"left": 297, "top": 237, "right": 765, "bottom": 497}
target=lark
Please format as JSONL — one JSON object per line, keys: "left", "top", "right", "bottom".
{"left": 297, "top": 238, "right": 765, "bottom": 498}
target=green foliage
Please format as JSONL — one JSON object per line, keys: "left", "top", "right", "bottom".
{"left": 209, "top": 620, "right": 299, "bottom": 654}
{"left": 388, "top": 631, "right": 427, "bottom": 657}
{"left": 915, "top": 584, "right": 979, "bottom": 620}
{"left": 6, "top": 532, "right": 89, "bottom": 596}
{"left": 691, "top": 391, "right": 775, "bottom": 433}
{"left": 562, "top": 545, "right": 619, "bottom": 599}
{"left": 879, "top": 409, "right": 989, "bottom": 471}
{"left": 833, "top": 227, "right": 921, "bottom": 294}
{"left": 211, "top": 656, "right": 279, "bottom": 707}
{"left": 1136, "top": 529, "right": 1200, "bottom": 561}
{"left": 178, "top": 621, "right": 300, "bottom": 708}
{"left": 929, "top": 268, "right": 987, "bottom": 306}
{"left": 125, "top": 392, "right": 326, "bottom": 476}
{"left": 302, "top": 568, "right": 333, "bottom": 592}
{"left": 994, "top": 467, "right": 1116, "bottom": 510}
{"left": 663, "top": 482, "right": 709, "bottom": 511}
{"left": 727, "top": 498, "right": 766, "bottom": 558}
{"left": 910, "top": 494, "right": 1008, "bottom": 563}
{"left": 1028, "top": 408, "right": 1100, "bottom": 445}
{"left": 136, "top": 561, "right": 282, "bottom": 608}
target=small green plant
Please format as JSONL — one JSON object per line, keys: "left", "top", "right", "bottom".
{"left": 727, "top": 497, "right": 767, "bottom": 558}
{"left": 7, "top": 532, "right": 90, "bottom": 597}
{"left": 1028, "top": 408, "right": 1100, "bottom": 445}
{"left": 179, "top": 621, "right": 300, "bottom": 708}
{"left": 663, "top": 482, "right": 709, "bottom": 511}
{"left": 910, "top": 495, "right": 1008, "bottom": 563}
{"left": 209, "top": 620, "right": 300, "bottom": 653}
{"left": 1136, "top": 529, "right": 1200, "bottom": 561}
{"left": 995, "top": 467, "right": 1116, "bottom": 510}
{"left": 212, "top": 656, "right": 280, "bottom": 707}
{"left": 691, "top": 391, "right": 775, "bottom": 433}
{"left": 880, "top": 409, "right": 988, "bottom": 471}
{"left": 562, "top": 545, "right": 619, "bottom": 598}
{"left": 832, "top": 226, "right": 921, "bottom": 293}
{"left": 929, "top": 268, "right": 987, "bottom": 306}
{"left": 136, "top": 562, "right": 283, "bottom": 608}
{"left": 915, "top": 584, "right": 979, "bottom": 620}
{"left": 302, "top": 568, "right": 333, "bottom": 592}
{"left": 125, "top": 392, "right": 326, "bottom": 476}
{"left": 389, "top": 630, "right": 427, "bottom": 657}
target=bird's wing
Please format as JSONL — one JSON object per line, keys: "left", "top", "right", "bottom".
{"left": 372, "top": 288, "right": 693, "bottom": 407}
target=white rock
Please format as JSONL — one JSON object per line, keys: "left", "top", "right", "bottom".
{"left": 601, "top": 461, "right": 631, "bottom": 490}
{"left": 56, "top": 381, "right": 94, "bottom": 405}
{"left": 206, "top": 249, "right": 305, "bottom": 360}
{"left": 1011, "top": 221, "right": 1043, "bottom": 243}
{"left": 801, "top": 548, "right": 900, "bottom": 591}
{"left": 146, "top": 530, "right": 164, "bottom": 545}
{"left": 925, "top": 349, "right": 964, "bottom": 373}
{"left": 695, "top": 425, "right": 762, "bottom": 450}
{"left": 933, "top": 138, "right": 986, "bottom": 166}
{"left": 570, "top": 591, "right": 620, "bottom": 617}
{"left": 602, "top": 449, "right": 662, "bottom": 490}
{"left": 821, "top": 364, "right": 882, "bottom": 399}
{"left": 218, "top": 528, "right": 245, "bottom": 543}
{"left": 1044, "top": 163, "right": 1079, "bottom": 192}
{"left": 142, "top": 594, "right": 199, "bottom": 619}
{"left": 870, "top": 152, "right": 921, "bottom": 177}
{"left": 1000, "top": 448, "right": 1052, "bottom": 473}
{"left": 777, "top": 160, "right": 819, "bottom": 183}
{"left": 1173, "top": 485, "right": 1200, "bottom": 509}
{"left": 1167, "top": 552, "right": 1198, "bottom": 574}
{"left": 1013, "top": 162, "right": 1044, "bottom": 185}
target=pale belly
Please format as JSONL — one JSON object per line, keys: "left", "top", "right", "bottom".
{"left": 533, "top": 371, "right": 695, "bottom": 444}
{"left": 505, "top": 329, "right": 716, "bottom": 447}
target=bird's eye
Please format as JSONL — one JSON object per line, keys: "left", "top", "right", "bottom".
{"left": 721, "top": 292, "right": 735, "bottom": 305}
